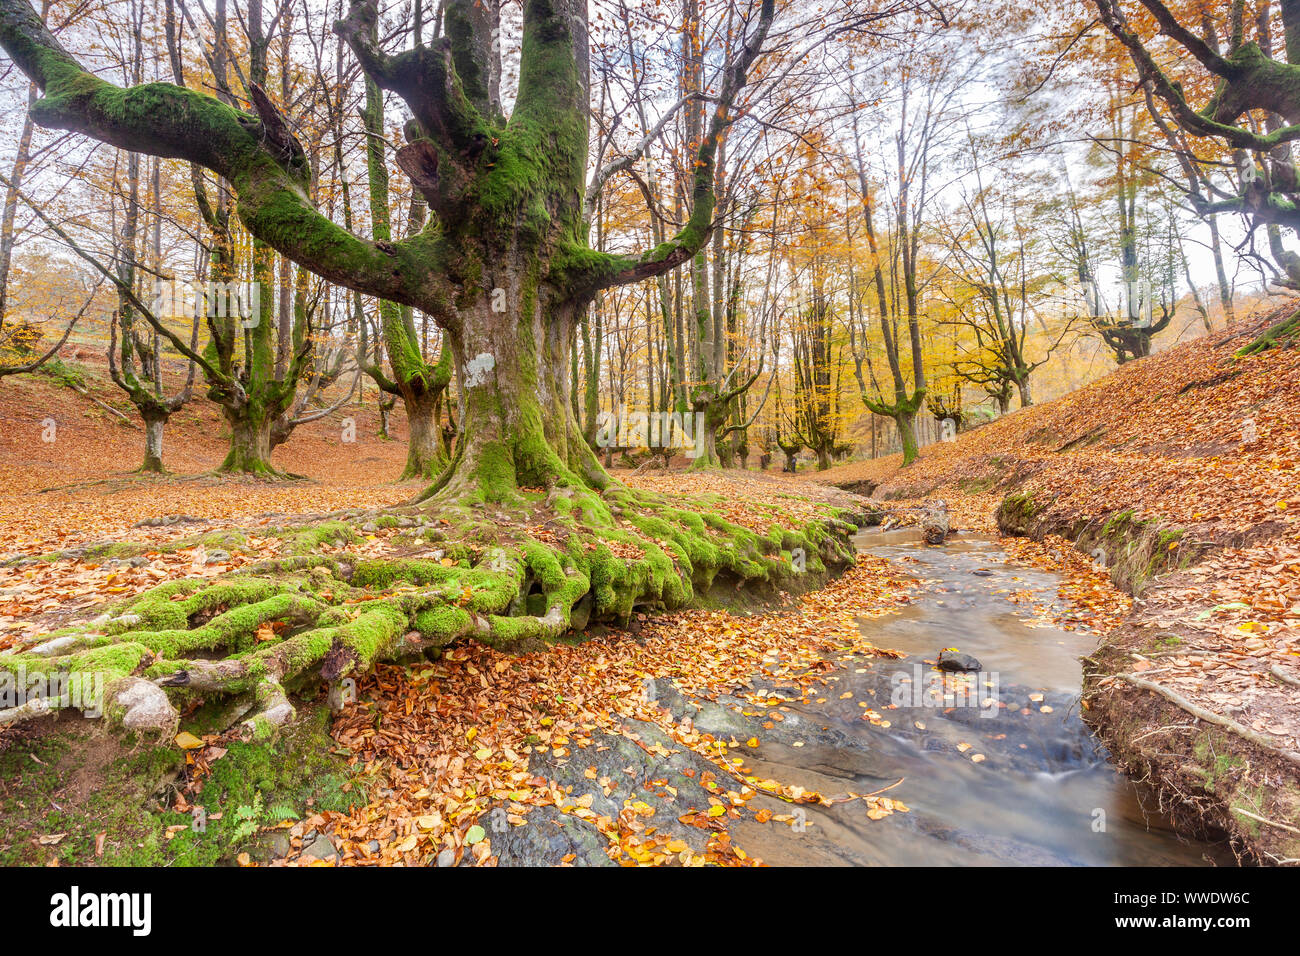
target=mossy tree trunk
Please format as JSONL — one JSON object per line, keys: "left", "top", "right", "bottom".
{"left": 354, "top": 25, "right": 450, "bottom": 482}
{"left": 220, "top": 405, "right": 277, "bottom": 473}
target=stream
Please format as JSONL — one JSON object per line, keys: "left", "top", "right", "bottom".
{"left": 494, "top": 529, "right": 1235, "bottom": 866}
{"left": 729, "top": 528, "right": 1233, "bottom": 866}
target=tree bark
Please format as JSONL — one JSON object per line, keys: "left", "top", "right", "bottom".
{"left": 142, "top": 412, "right": 166, "bottom": 473}
{"left": 220, "top": 406, "right": 276, "bottom": 474}
{"left": 402, "top": 387, "right": 443, "bottom": 480}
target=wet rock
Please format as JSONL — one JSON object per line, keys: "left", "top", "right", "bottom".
{"left": 689, "top": 699, "right": 754, "bottom": 739}
{"left": 921, "top": 500, "right": 950, "bottom": 545}
{"left": 649, "top": 680, "right": 702, "bottom": 724}
{"left": 267, "top": 831, "right": 292, "bottom": 858}
{"left": 506, "top": 716, "right": 732, "bottom": 865}
{"left": 300, "top": 834, "right": 339, "bottom": 863}
{"left": 489, "top": 805, "right": 616, "bottom": 867}
{"left": 937, "top": 650, "right": 981, "bottom": 672}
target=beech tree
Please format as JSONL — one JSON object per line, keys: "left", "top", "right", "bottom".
{"left": 845, "top": 43, "right": 968, "bottom": 466}
{"left": 1094, "top": 0, "right": 1300, "bottom": 352}
{"left": 2, "top": 0, "right": 762, "bottom": 493}
{"left": 0, "top": 0, "right": 905, "bottom": 735}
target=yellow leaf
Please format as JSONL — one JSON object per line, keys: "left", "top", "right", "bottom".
{"left": 174, "top": 732, "right": 204, "bottom": 750}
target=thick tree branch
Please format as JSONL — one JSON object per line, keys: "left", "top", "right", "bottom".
{"left": 0, "top": 0, "right": 455, "bottom": 318}
{"left": 334, "top": 0, "right": 485, "bottom": 152}
{"left": 1094, "top": 0, "right": 1300, "bottom": 149}
{"left": 559, "top": 0, "right": 777, "bottom": 294}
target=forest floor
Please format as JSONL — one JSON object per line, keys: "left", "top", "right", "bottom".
{"left": 0, "top": 359, "right": 930, "bottom": 866}
{"left": 814, "top": 306, "right": 1300, "bottom": 865}
{"left": 0, "top": 310, "right": 1296, "bottom": 866}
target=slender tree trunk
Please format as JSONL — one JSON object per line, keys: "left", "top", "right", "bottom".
{"left": 1017, "top": 376, "right": 1032, "bottom": 408}
{"left": 142, "top": 412, "right": 167, "bottom": 473}
{"left": 0, "top": 80, "right": 36, "bottom": 328}
{"left": 1208, "top": 215, "right": 1235, "bottom": 325}
{"left": 378, "top": 390, "right": 395, "bottom": 439}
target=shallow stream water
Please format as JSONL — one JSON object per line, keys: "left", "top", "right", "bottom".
{"left": 728, "top": 529, "right": 1234, "bottom": 866}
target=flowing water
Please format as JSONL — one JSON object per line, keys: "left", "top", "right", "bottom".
{"left": 731, "top": 528, "right": 1235, "bottom": 866}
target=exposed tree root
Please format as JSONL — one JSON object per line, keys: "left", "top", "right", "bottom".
{"left": 1115, "top": 674, "right": 1300, "bottom": 770}
{"left": 1270, "top": 664, "right": 1300, "bottom": 689}
{"left": 1235, "top": 308, "right": 1300, "bottom": 357}
{"left": 1230, "top": 807, "right": 1300, "bottom": 837}
{"left": 0, "top": 479, "right": 868, "bottom": 740}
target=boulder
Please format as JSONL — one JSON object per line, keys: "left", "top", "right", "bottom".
{"left": 937, "top": 650, "right": 981, "bottom": 672}
{"left": 921, "top": 499, "right": 950, "bottom": 545}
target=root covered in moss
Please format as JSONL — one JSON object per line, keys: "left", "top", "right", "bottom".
{"left": 1236, "top": 307, "right": 1300, "bottom": 357}
{"left": 0, "top": 477, "right": 869, "bottom": 740}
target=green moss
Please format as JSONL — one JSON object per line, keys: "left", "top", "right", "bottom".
{"left": 1236, "top": 308, "right": 1299, "bottom": 357}
{"left": 412, "top": 605, "right": 473, "bottom": 643}
{"left": 0, "top": 701, "right": 361, "bottom": 867}
{"left": 1102, "top": 508, "right": 1136, "bottom": 536}
{"left": 273, "top": 521, "right": 358, "bottom": 555}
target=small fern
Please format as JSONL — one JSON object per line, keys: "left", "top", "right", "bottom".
{"left": 228, "top": 793, "right": 264, "bottom": 841}
{"left": 264, "top": 803, "right": 300, "bottom": 823}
